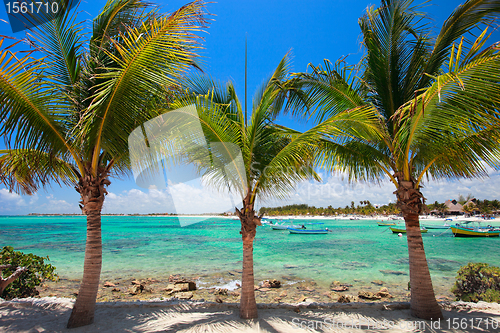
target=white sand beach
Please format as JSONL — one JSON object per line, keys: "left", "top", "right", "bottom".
{"left": 2, "top": 297, "right": 500, "bottom": 332}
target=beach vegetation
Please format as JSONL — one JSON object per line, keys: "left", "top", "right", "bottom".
{"left": 0, "top": 0, "right": 208, "bottom": 327}
{"left": 294, "top": 0, "right": 500, "bottom": 320}
{"left": 451, "top": 262, "right": 500, "bottom": 303}
{"left": 0, "top": 246, "right": 58, "bottom": 300}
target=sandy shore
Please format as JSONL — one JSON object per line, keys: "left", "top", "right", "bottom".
{"left": 2, "top": 297, "right": 500, "bottom": 332}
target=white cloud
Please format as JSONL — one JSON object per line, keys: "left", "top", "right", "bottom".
{"left": 0, "top": 189, "right": 27, "bottom": 211}
{"left": 102, "top": 180, "right": 242, "bottom": 215}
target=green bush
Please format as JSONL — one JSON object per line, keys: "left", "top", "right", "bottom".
{"left": 0, "top": 246, "right": 58, "bottom": 300}
{"left": 451, "top": 262, "right": 500, "bottom": 303}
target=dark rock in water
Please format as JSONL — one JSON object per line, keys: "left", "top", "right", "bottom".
{"left": 358, "top": 291, "right": 381, "bottom": 300}
{"left": 379, "top": 269, "right": 408, "bottom": 276}
{"left": 284, "top": 264, "right": 298, "bottom": 269}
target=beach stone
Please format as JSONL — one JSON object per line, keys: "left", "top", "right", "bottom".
{"left": 177, "top": 292, "right": 193, "bottom": 300}
{"left": 358, "top": 291, "right": 382, "bottom": 300}
{"left": 168, "top": 274, "right": 182, "bottom": 282}
{"left": 376, "top": 287, "right": 392, "bottom": 298}
{"left": 103, "top": 282, "right": 116, "bottom": 288}
{"left": 128, "top": 285, "right": 144, "bottom": 295}
{"left": 279, "top": 290, "right": 287, "bottom": 297}
{"left": 174, "top": 281, "right": 196, "bottom": 291}
{"left": 111, "top": 288, "right": 120, "bottom": 292}
{"left": 164, "top": 284, "right": 175, "bottom": 291}
{"left": 371, "top": 280, "right": 385, "bottom": 286}
{"left": 214, "top": 288, "right": 228, "bottom": 296}
{"left": 215, "top": 296, "right": 223, "bottom": 303}
{"left": 337, "top": 295, "right": 352, "bottom": 303}
{"left": 297, "top": 296, "right": 307, "bottom": 302}
{"left": 261, "top": 279, "right": 281, "bottom": 288}
{"left": 259, "top": 288, "right": 271, "bottom": 292}
{"left": 254, "top": 285, "right": 260, "bottom": 290}
{"left": 131, "top": 280, "right": 142, "bottom": 285}
{"left": 330, "top": 281, "right": 350, "bottom": 291}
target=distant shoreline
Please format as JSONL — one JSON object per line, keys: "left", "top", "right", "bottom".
{"left": 4, "top": 214, "right": 498, "bottom": 224}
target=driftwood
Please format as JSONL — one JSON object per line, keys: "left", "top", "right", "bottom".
{"left": 0, "top": 264, "right": 28, "bottom": 295}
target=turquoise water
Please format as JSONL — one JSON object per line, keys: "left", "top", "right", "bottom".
{"left": 1, "top": 216, "right": 500, "bottom": 290}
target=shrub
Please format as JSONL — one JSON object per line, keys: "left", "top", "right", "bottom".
{"left": 451, "top": 262, "right": 500, "bottom": 303}
{"left": 0, "top": 246, "right": 58, "bottom": 300}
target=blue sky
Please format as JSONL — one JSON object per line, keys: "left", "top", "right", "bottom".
{"left": 1, "top": 0, "right": 499, "bottom": 215}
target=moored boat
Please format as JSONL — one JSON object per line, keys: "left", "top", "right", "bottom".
{"left": 450, "top": 221, "right": 500, "bottom": 237}
{"left": 288, "top": 222, "right": 330, "bottom": 234}
{"left": 377, "top": 222, "right": 396, "bottom": 226}
{"left": 288, "top": 227, "right": 329, "bottom": 234}
{"left": 271, "top": 223, "right": 304, "bottom": 230}
{"left": 389, "top": 227, "right": 428, "bottom": 233}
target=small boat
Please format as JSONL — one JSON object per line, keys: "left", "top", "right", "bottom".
{"left": 288, "top": 227, "right": 329, "bottom": 234}
{"left": 377, "top": 222, "right": 396, "bottom": 226}
{"left": 450, "top": 221, "right": 500, "bottom": 237}
{"left": 389, "top": 227, "right": 428, "bottom": 234}
{"left": 288, "top": 222, "right": 329, "bottom": 234}
{"left": 271, "top": 223, "right": 304, "bottom": 230}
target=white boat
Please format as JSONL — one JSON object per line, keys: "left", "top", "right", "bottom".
{"left": 271, "top": 224, "right": 303, "bottom": 230}
{"left": 288, "top": 222, "right": 330, "bottom": 234}
{"left": 288, "top": 227, "right": 329, "bottom": 234}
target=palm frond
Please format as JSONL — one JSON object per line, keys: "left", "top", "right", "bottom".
{"left": 0, "top": 149, "right": 78, "bottom": 195}
{"left": 78, "top": 0, "right": 208, "bottom": 173}
{"left": 0, "top": 40, "right": 80, "bottom": 169}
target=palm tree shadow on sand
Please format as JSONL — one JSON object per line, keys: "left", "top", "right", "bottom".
{"left": 2, "top": 300, "right": 500, "bottom": 332}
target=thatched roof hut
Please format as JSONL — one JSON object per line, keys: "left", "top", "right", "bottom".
{"left": 444, "top": 199, "right": 463, "bottom": 214}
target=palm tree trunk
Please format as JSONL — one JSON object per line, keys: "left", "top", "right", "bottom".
{"left": 67, "top": 169, "right": 110, "bottom": 328}
{"left": 67, "top": 209, "right": 102, "bottom": 328}
{"left": 395, "top": 175, "right": 443, "bottom": 320}
{"left": 404, "top": 212, "right": 443, "bottom": 320}
{"left": 240, "top": 234, "right": 257, "bottom": 319}
{"left": 235, "top": 193, "right": 260, "bottom": 319}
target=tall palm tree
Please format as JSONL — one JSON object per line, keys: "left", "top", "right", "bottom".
{"left": 0, "top": 0, "right": 208, "bottom": 327}
{"left": 160, "top": 54, "right": 378, "bottom": 318}
{"left": 295, "top": 0, "right": 500, "bottom": 320}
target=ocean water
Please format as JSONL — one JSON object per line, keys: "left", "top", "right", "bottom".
{"left": 1, "top": 216, "right": 500, "bottom": 291}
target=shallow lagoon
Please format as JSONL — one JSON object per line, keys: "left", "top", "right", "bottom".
{"left": 2, "top": 215, "right": 499, "bottom": 295}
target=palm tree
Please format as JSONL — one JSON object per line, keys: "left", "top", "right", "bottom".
{"left": 295, "top": 0, "right": 500, "bottom": 319}
{"left": 0, "top": 0, "right": 208, "bottom": 327}
{"left": 161, "top": 54, "right": 377, "bottom": 318}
